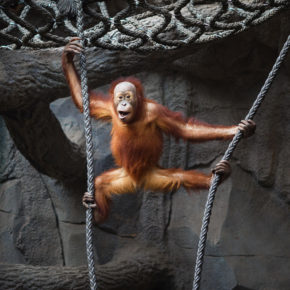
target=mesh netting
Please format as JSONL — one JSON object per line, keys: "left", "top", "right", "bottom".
{"left": 0, "top": 1, "right": 289, "bottom": 51}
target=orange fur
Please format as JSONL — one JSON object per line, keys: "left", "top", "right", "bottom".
{"left": 93, "top": 168, "right": 136, "bottom": 222}
{"left": 89, "top": 91, "right": 112, "bottom": 121}
{"left": 142, "top": 168, "right": 212, "bottom": 192}
{"left": 154, "top": 102, "right": 187, "bottom": 139}
{"left": 111, "top": 119, "right": 163, "bottom": 181}
{"left": 91, "top": 78, "right": 233, "bottom": 222}
{"left": 63, "top": 67, "right": 237, "bottom": 223}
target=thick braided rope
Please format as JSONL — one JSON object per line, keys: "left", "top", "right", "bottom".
{"left": 193, "top": 34, "right": 290, "bottom": 290}
{"left": 75, "top": 0, "right": 97, "bottom": 289}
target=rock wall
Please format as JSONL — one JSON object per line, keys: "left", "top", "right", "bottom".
{"left": 1, "top": 11, "right": 290, "bottom": 290}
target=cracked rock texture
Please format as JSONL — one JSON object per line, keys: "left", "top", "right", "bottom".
{"left": 1, "top": 11, "right": 290, "bottom": 290}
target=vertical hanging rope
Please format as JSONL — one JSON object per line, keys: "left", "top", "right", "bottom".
{"left": 75, "top": 0, "right": 97, "bottom": 289}
{"left": 193, "top": 34, "right": 290, "bottom": 290}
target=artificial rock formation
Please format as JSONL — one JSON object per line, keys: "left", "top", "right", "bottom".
{"left": 0, "top": 9, "right": 290, "bottom": 290}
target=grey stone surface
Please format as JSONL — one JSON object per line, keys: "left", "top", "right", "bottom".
{"left": 0, "top": 117, "right": 63, "bottom": 266}
{"left": 0, "top": 9, "right": 290, "bottom": 290}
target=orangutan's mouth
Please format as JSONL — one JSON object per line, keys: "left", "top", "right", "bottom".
{"left": 118, "top": 110, "right": 132, "bottom": 121}
{"left": 118, "top": 111, "right": 129, "bottom": 117}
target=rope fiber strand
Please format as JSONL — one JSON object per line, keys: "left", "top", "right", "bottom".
{"left": 193, "top": 34, "right": 290, "bottom": 290}
{"left": 75, "top": 0, "right": 97, "bottom": 289}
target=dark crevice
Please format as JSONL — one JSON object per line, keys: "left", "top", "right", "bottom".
{"left": 206, "top": 254, "right": 290, "bottom": 259}
{"left": 2, "top": 104, "right": 86, "bottom": 183}
{"left": 232, "top": 286, "right": 254, "bottom": 290}
{"left": 187, "top": 154, "right": 222, "bottom": 170}
{"left": 164, "top": 191, "right": 174, "bottom": 236}
{"left": 97, "top": 224, "right": 137, "bottom": 238}
{"left": 38, "top": 174, "right": 65, "bottom": 266}
{"left": 0, "top": 208, "right": 12, "bottom": 214}
{"left": 0, "top": 177, "right": 17, "bottom": 184}
{"left": 61, "top": 220, "right": 86, "bottom": 225}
